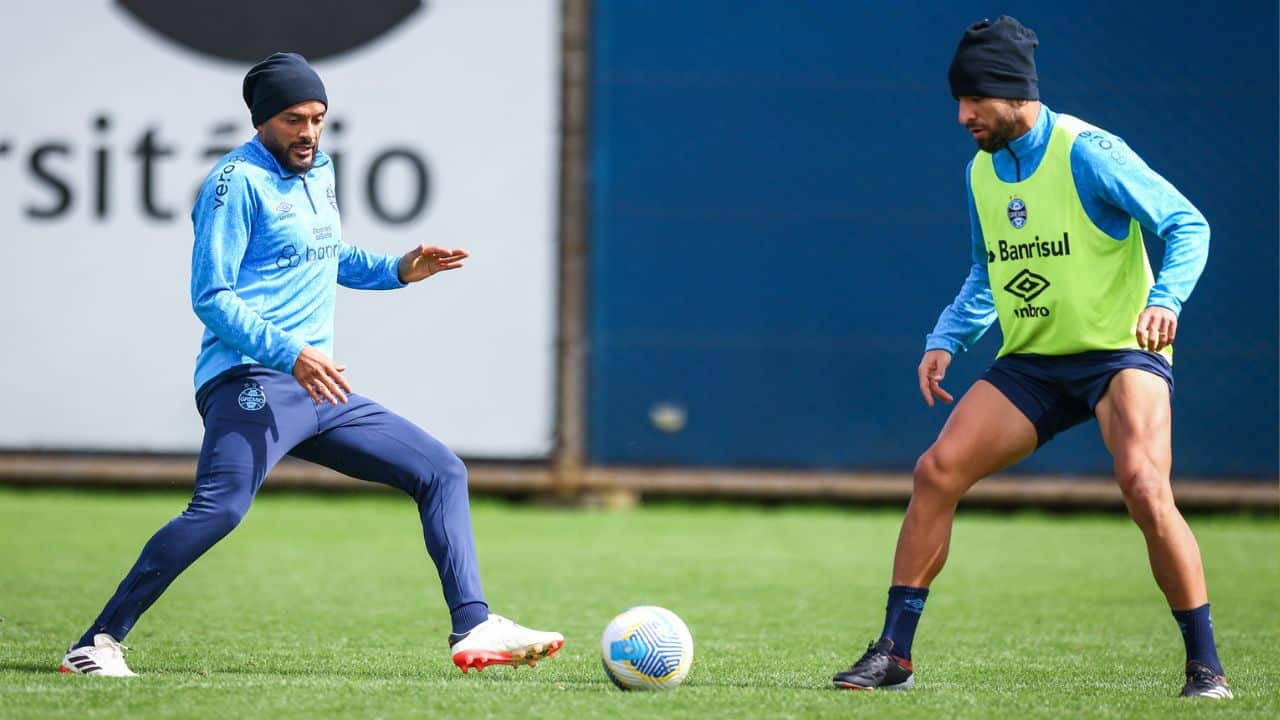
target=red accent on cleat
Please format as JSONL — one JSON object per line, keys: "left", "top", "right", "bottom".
{"left": 452, "top": 639, "right": 566, "bottom": 673}
{"left": 453, "top": 648, "right": 513, "bottom": 672}
{"left": 59, "top": 665, "right": 73, "bottom": 674}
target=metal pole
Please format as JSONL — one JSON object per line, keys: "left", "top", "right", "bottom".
{"left": 551, "top": 0, "right": 590, "bottom": 497}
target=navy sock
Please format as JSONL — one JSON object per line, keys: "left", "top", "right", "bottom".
{"left": 881, "top": 585, "right": 929, "bottom": 660}
{"left": 75, "top": 627, "right": 102, "bottom": 649}
{"left": 451, "top": 601, "right": 490, "bottom": 635}
{"left": 75, "top": 624, "right": 121, "bottom": 649}
{"left": 1173, "top": 603, "right": 1223, "bottom": 675}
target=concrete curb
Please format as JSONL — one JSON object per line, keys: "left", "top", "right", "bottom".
{"left": 0, "top": 453, "right": 1273, "bottom": 511}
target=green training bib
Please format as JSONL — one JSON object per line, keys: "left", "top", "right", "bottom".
{"left": 970, "top": 114, "right": 1169, "bottom": 362}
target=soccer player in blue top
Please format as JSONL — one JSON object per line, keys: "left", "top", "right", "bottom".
{"left": 831, "top": 18, "right": 1230, "bottom": 699}
{"left": 60, "top": 53, "right": 562, "bottom": 677}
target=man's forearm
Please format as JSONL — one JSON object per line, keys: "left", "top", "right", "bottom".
{"left": 192, "top": 287, "right": 305, "bottom": 373}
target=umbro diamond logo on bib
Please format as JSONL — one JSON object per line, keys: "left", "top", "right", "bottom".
{"left": 1003, "top": 269, "right": 1050, "bottom": 302}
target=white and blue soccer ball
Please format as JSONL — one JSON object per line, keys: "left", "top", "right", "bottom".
{"left": 600, "top": 605, "right": 694, "bottom": 691}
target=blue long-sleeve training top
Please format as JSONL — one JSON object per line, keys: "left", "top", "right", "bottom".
{"left": 190, "top": 136, "right": 404, "bottom": 390}
{"left": 925, "top": 105, "right": 1209, "bottom": 355}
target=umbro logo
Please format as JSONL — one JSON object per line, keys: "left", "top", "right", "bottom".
{"left": 1003, "top": 269, "right": 1050, "bottom": 302}
{"left": 1004, "top": 269, "right": 1052, "bottom": 318}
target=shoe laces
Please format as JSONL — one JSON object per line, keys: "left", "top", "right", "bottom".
{"left": 97, "top": 636, "right": 129, "bottom": 659}
{"left": 848, "top": 642, "right": 887, "bottom": 670}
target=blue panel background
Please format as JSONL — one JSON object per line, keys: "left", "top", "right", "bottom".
{"left": 587, "top": 1, "right": 1278, "bottom": 476}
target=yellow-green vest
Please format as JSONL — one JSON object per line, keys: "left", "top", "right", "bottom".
{"left": 970, "top": 114, "right": 1171, "bottom": 362}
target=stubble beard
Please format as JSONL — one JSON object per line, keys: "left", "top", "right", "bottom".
{"left": 263, "top": 134, "right": 316, "bottom": 175}
{"left": 973, "top": 110, "right": 1020, "bottom": 153}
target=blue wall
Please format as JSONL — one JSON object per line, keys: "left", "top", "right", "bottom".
{"left": 587, "top": 1, "right": 1278, "bottom": 476}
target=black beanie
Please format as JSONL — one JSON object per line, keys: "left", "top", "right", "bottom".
{"left": 242, "top": 52, "right": 328, "bottom": 127}
{"left": 948, "top": 16, "right": 1039, "bottom": 100}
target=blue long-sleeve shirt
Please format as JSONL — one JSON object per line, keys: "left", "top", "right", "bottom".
{"left": 191, "top": 136, "right": 404, "bottom": 389}
{"left": 925, "top": 105, "right": 1209, "bottom": 354}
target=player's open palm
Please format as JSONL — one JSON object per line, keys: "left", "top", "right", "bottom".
{"left": 918, "top": 349, "right": 955, "bottom": 407}
{"left": 292, "top": 345, "right": 352, "bottom": 404}
{"left": 398, "top": 244, "right": 469, "bottom": 283}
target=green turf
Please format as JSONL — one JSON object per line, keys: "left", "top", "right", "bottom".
{"left": 0, "top": 487, "right": 1275, "bottom": 719}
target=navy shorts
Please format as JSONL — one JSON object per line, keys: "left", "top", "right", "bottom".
{"left": 980, "top": 350, "right": 1174, "bottom": 447}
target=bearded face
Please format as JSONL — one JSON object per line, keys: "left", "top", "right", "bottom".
{"left": 958, "top": 97, "right": 1027, "bottom": 153}
{"left": 258, "top": 100, "right": 326, "bottom": 174}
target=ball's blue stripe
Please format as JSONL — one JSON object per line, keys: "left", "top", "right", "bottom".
{"left": 630, "top": 622, "right": 686, "bottom": 679}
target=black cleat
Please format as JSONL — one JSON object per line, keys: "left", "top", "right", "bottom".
{"left": 833, "top": 637, "right": 914, "bottom": 691}
{"left": 1180, "top": 661, "right": 1232, "bottom": 699}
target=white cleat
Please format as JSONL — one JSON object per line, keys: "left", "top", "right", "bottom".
{"left": 449, "top": 614, "right": 564, "bottom": 673}
{"left": 60, "top": 633, "right": 137, "bottom": 677}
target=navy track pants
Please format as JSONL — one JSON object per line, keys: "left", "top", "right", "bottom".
{"left": 83, "top": 364, "right": 485, "bottom": 641}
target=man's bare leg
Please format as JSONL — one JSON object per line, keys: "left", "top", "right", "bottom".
{"left": 1095, "top": 369, "right": 1228, "bottom": 697}
{"left": 891, "top": 380, "right": 1038, "bottom": 587}
{"left": 834, "top": 380, "right": 1038, "bottom": 691}
{"left": 1095, "top": 369, "right": 1203, "bottom": 606}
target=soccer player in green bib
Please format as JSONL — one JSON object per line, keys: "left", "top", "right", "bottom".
{"left": 832, "top": 17, "right": 1230, "bottom": 699}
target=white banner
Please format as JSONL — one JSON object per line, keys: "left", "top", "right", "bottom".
{"left": 0, "top": 1, "right": 559, "bottom": 457}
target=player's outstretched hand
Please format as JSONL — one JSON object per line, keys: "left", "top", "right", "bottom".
{"left": 1135, "top": 305, "right": 1177, "bottom": 352}
{"left": 397, "top": 244, "right": 469, "bottom": 284}
{"left": 918, "top": 349, "right": 955, "bottom": 407}
{"left": 292, "top": 345, "right": 352, "bottom": 404}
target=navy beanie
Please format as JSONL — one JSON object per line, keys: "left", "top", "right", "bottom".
{"left": 242, "top": 52, "right": 328, "bottom": 127}
{"left": 948, "top": 16, "right": 1039, "bottom": 100}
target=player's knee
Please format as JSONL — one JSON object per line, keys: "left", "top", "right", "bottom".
{"left": 184, "top": 493, "right": 250, "bottom": 535}
{"left": 204, "top": 503, "right": 249, "bottom": 537}
{"left": 405, "top": 451, "right": 468, "bottom": 501}
{"left": 1120, "top": 476, "right": 1175, "bottom": 528}
{"left": 913, "top": 449, "right": 963, "bottom": 501}
{"left": 437, "top": 452, "right": 469, "bottom": 490}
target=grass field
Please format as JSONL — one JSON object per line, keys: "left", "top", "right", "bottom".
{"left": 0, "top": 487, "right": 1275, "bottom": 719}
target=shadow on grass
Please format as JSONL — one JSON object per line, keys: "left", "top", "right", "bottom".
{"left": 1, "top": 661, "right": 63, "bottom": 674}
{"left": 1, "top": 658, "right": 832, "bottom": 692}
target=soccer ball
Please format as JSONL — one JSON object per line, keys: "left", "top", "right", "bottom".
{"left": 600, "top": 605, "right": 694, "bottom": 691}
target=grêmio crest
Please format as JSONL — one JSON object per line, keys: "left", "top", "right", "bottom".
{"left": 1007, "top": 196, "right": 1028, "bottom": 229}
